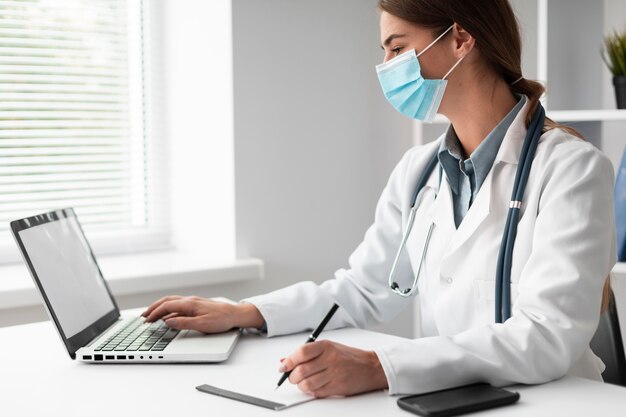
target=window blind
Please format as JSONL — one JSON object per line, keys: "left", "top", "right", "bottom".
{"left": 0, "top": 0, "right": 155, "bottom": 255}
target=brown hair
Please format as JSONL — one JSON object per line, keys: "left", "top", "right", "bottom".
{"left": 378, "top": 0, "right": 611, "bottom": 313}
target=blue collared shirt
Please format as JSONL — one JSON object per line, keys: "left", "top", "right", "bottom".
{"left": 438, "top": 96, "right": 526, "bottom": 228}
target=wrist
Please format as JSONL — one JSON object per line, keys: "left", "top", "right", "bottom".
{"left": 235, "top": 302, "right": 265, "bottom": 329}
{"left": 367, "top": 350, "right": 389, "bottom": 391}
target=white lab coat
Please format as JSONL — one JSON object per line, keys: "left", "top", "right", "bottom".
{"left": 244, "top": 98, "right": 616, "bottom": 395}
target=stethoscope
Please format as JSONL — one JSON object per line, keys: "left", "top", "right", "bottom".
{"left": 388, "top": 104, "right": 546, "bottom": 323}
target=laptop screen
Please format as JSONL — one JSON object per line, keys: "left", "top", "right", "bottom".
{"left": 11, "top": 209, "right": 119, "bottom": 358}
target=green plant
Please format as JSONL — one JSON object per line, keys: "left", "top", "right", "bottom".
{"left": 602, "top": 29, "right": 626, "bottom": 76}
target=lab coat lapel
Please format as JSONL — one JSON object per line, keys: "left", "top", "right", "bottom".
{"left": 439, "top": 98, "right": 531, "bottom": 260}
{"left": 494, "top": 103, "right": 528, "bottom": 166}
{"left": 443, "top": 169, "right": 493, "bottom": 257}
{"left": 428, "top": 172, "right": 456, "bottom": 238}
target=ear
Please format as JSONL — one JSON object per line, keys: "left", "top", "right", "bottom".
{"left": 451, "top": 23, "right": 475, "bottom": 58}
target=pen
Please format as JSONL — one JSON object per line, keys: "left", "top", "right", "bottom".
{"left": 275, "top": 303, "right": 340, "bottom": 390}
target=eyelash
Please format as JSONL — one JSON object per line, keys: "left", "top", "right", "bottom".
{"left": 391, "top": 47, "right": 403, "bottom": 55}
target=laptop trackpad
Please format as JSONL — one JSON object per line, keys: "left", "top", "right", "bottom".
{"left": 168, "top": 329, "right": 240, "bottom": 355}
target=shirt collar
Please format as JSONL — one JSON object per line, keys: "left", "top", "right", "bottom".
{"left": 437, "top": 128, "right": 463, "bottom": 194}
{"left": 437, "top": 95, "right": 526, "bottom": 193}
{"left": 470, "top": 95, "right": 526, "bottom": 187}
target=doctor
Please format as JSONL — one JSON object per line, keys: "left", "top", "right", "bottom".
{"left": 143, "top": 0, "right": 616, "bottom": 397}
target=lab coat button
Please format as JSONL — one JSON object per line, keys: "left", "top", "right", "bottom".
{"left": 443, "top": 276, "right": 453, "bottom": 284}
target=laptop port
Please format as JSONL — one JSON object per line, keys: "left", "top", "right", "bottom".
{"left": 128, "top": 355, "right": 134, "bottom": 360}
{"left": 94, "top": 355, "right": 103, "bottom": 361}
{"left": 105, "top": 355, "right": 114, "bottom": 360}
{"left": 158, "top": 356, "right": 163, "bottom": 359}
{"left": 82, "top": 355, "right": 92, "bottom": 360}
{"left": 117, "top": 355, "right": 126, "bottom": 360}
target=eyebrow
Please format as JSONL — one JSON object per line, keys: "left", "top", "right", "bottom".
{"left": 381, "top": 33, "right": 407, "bottom": 49}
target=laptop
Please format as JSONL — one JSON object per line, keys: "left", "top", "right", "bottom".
{"left": 10, "top": 208, "right": 240, "bottom": 363}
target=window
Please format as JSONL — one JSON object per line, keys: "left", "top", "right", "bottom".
{"left": 0, "top": 0, "right": 168, "bottom": 262}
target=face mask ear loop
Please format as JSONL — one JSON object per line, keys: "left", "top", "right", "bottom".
{"left": 443, "top": 54, "right": 466, "bottom": 80}
{"left": 417, "top": 25, "right": 454, "bottom": 58}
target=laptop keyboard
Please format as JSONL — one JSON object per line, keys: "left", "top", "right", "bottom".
{"left": 94, "top": 317, "right": 180, "bottom": 352}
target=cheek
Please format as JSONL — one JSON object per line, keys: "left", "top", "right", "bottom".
{"left": 419, "top": 48, "right": 456, "bottom": 79}
{"left": 419, "top": 59, "right": 446, "bottom": 79}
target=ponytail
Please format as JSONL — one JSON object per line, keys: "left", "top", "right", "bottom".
{"left": 510, "top": 77, "right": 585, "bottom": 139}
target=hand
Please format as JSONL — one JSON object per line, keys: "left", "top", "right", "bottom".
{"left": 279, "top": 340, "right": 388, "bottom": 398}
{"left": 141, "top": 296, "right": 265, "bottom": 333}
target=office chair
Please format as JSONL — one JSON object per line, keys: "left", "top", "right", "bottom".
{"left": 590, "top": 290, "right": 626, "bottom": 386}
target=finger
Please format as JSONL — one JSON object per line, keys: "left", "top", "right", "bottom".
{"left": 281, "top": 341, "right": 326, "bottom": 371}
{"left": 146, "top": 299, "right": 196, "bottom": 323}
{"left": 142, "top": 295, "right": 181, "bottom": 317}
{"left": 165, "top": 315, "right": 230, "bottom": 333}
{"left": 297, "top": 370, "right": 331, "bottom": 395}
{"left": 164, "top": 316, "right": 204, "bottom": 331}
{"left": 289, "top": 360, "right": 327, "bottom": 385}
{"left": 162, "top": 312, "right": 180, "bottom": 321}
{"left": 307, "top": 381, "right": 333, "bottom": 399}
{"left": 142, "top": 295, "right": 182, "bottom": 318}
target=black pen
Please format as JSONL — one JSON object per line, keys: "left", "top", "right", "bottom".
{"left": 275, "top": 303, "right": 340, "bottom": 390}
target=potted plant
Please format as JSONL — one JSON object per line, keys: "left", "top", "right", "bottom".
{"left": 602, "top": 29, "right": 626, "bottom": 109}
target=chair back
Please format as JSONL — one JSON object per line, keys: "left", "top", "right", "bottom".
{"left": 590, "top": 292, "right": 626, "bottom": 386}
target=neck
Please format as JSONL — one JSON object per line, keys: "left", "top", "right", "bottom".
{"left": 442, "top": 72, "right": 517, "bottom": 157}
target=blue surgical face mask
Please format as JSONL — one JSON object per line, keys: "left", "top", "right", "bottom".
{"left": 376, "top": 25, "right": 465, "bottom": 123}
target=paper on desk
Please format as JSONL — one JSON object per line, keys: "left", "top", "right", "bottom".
{"left": 196, "top": 366, "right": 315, "bottom": 411}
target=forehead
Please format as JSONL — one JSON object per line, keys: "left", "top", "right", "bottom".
{"left": 379, "top": 11, "right": 427, "bottom": 44}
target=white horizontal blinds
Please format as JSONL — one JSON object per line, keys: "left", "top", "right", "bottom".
{"left": 0, "top": 0, "right": 147, "bottom": 235}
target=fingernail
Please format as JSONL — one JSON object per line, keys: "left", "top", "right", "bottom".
{"left": 280, "top": 358, "right": 285, "bottom": 362}
{"left": 278, "top": 364, "right": 287, "bottom": 372}
{"left": 166, "top": 319, "right": 177, "bottom": 327}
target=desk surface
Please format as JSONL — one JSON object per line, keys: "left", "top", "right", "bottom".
{"left": 2, "top": 313, "right": 626, "bottom": 416}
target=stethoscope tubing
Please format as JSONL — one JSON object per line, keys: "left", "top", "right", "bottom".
{"left": 389, "top": 153, "right": 440, "bottom": 296}
{"left": 495, "top": 105, "right": 545, "bottom": 322}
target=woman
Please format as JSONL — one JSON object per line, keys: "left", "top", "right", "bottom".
{"left": 143, "top": 0, "right": 615, "bottom": 397}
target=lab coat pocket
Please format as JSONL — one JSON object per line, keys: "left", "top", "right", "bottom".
{"left": 474, "top": 279, "right": 519, "bottom": 323}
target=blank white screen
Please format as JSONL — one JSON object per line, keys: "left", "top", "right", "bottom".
{"left": 19, "top": 217, "right": 115, "bottom": 338}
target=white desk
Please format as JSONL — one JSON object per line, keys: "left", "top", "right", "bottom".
{"left": 2, "top": 315, "right": 626, "bottom": 416}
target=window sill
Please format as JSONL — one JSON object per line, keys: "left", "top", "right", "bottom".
{"left": 0, "top": 252, "right": 264, "bottom": 310}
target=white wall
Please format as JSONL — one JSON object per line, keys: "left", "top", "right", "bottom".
{"left": 227, "top": 0, "right": 415, "bottom": 337}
